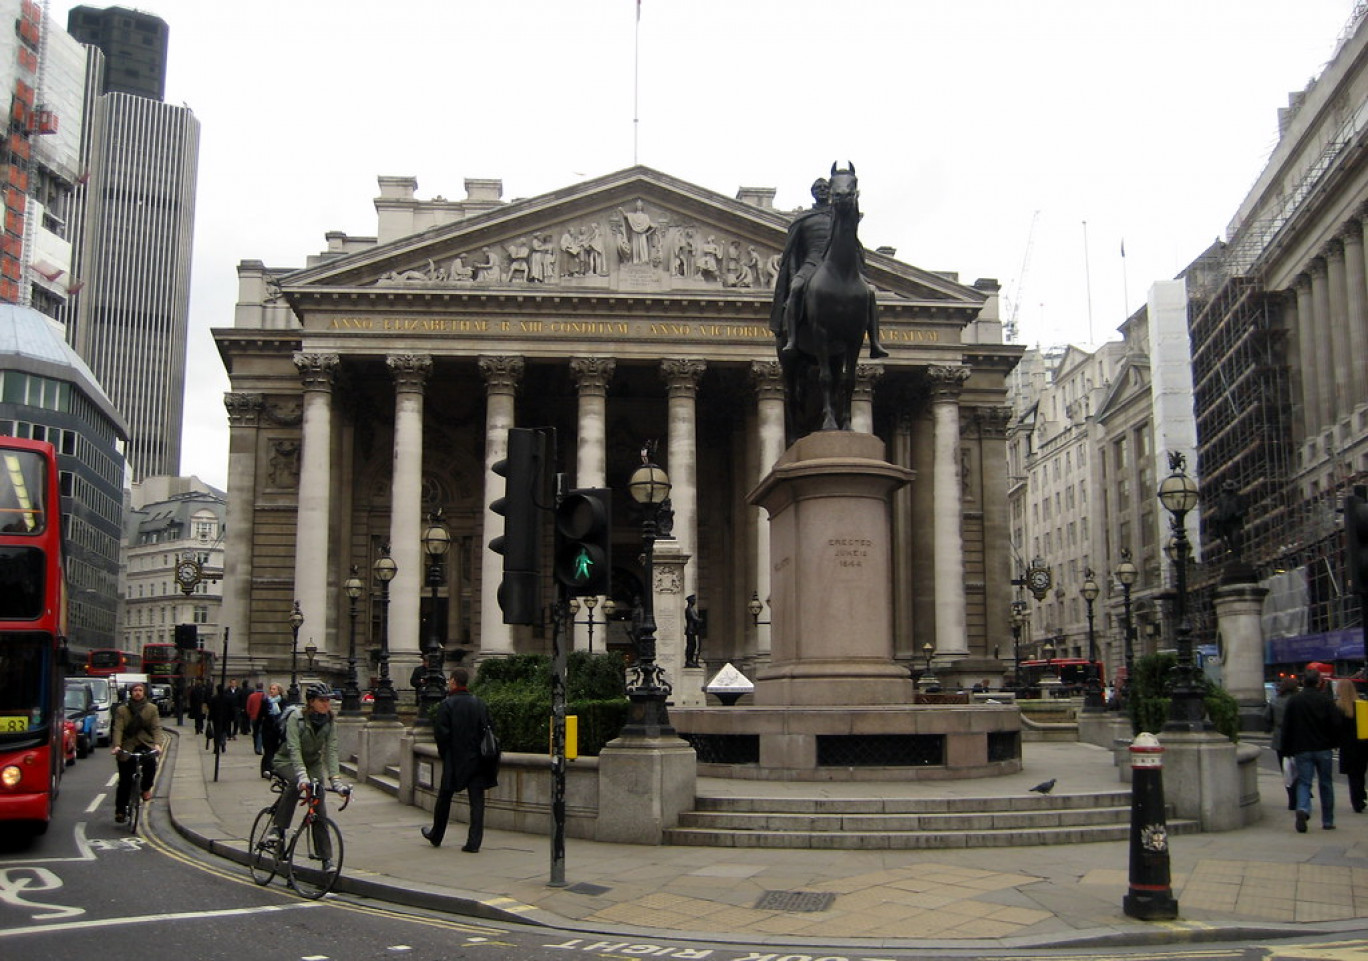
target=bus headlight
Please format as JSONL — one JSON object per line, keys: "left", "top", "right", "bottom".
{"left": 1, "top": 764, "right": 21, "bottom": 788}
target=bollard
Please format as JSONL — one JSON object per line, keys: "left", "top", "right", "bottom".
{"left": 1123, "top": 731, "right": 1179, "bottom": 920}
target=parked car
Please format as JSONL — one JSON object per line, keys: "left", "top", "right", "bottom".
{"left": 61, "top": 718, "right": 78, "bottom": 766}
{"left": 71, "top": 676, "right": 114, "bottom": 746}
{"left": 63, "top": 682, "right": 98, "bottom": 759}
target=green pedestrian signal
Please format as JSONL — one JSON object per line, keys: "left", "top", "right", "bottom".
{"left": 554, "top": 488, "right": 611, "bottom": 596}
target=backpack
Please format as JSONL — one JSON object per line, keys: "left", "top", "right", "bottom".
{"left": 275, "top": 703, "right": 299, "bottom": 743}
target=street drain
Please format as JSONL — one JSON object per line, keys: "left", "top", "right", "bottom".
{"left": 754, "top": 890, "right": 835, "bottom": 913}
{"left": 567, "top": 882, "right": 611, "bottom": 896}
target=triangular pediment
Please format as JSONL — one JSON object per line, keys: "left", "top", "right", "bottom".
{"left": 280, "top": 166, "right": 984, "bottom": 309}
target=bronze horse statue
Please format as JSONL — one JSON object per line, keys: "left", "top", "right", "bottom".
{"left": 778, "top": 163, "right": 880, "bottom": 441}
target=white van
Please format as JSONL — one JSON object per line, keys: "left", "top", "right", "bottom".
{"left": 79, "top": 676, "right": 115, "bottom": 745}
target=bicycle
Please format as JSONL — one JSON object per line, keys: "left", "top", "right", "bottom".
{"left": 248, "top": 773, "right": 350, "bottom": 899}
{"left": 114, "top": 746, "right": 160, "bottom": 833}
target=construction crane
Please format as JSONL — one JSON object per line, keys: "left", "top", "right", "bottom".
{"left": 1004, "top": 210, "right": 1040, "bottom": 343}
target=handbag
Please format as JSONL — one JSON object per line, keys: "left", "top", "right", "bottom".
{"left": 479, "top": 724, "right": 500, "bottom": 761}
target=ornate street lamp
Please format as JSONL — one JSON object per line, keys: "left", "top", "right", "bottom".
{"left": 621, "top": 453, "right": 673, "bottom": 737}
{"left": 1157, "top": 452, "right": 1203, "bottom": 729}
{"left": 341, "top": 566, "right": 364, "bottom": 716}
{"left": 1114, "top": 548, "right": 1138, "bottom": 708}
{"left": 1080, "top": 570, "right": 1102, "bottom": 711}
{"left": 567, "top": 594, "right": 615, "bottom": 653}
{"left": 747, "top": 591, "right": 772, "bottom": 626}
{"left": 922, "top": 641, "right": 936, "bottom": 677}
{"left": 304, "top": 642, "right": 317, "bottom": 674}
{"left": 418, "top": 509, "right": 451, "bottom": 726}
{"left": 371, "top": 545, "right": 399, "bottom": 720}
{"left": 287, "top": 601, "right": 304, "bottom": 704}
{"left": 1010, "top": 599, "right": 1028, "bottom": 689}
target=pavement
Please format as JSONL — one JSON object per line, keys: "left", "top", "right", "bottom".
{"left": 157, "top": 725, "right": 1368, "bottom": 950}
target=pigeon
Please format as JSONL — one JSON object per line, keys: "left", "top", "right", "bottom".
{"left": 1028, "top": 778, "right": 1057, "bottom": 795}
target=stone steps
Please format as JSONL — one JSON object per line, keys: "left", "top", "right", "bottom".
{"left": 665, "top": 790, "right": 1198, "bottom": 849}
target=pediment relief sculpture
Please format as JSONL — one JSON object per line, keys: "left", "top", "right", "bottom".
{"left": 370, "top": 201, "right": 782, "bottom": 294}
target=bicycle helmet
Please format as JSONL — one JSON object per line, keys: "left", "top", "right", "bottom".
{"left": 304, "top": 684, "right": 332, "bottom": 702}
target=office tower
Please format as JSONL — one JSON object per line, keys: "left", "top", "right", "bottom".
{"left": 66, "top": 5, "right": 168, "bottom": 100}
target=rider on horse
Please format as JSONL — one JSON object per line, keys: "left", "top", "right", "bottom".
{"left": 770, "top": 177, "right": 888, "bottom": 360}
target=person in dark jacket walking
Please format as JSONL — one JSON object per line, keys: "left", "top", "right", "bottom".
{"left": 1282, "top": 666, "right": 1343, "bottom": 832}
{"left": 421, "top": 668, "right": 497, "bottom": 851}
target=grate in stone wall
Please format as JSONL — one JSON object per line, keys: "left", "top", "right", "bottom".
{"left": 988, "top": 729, "right": 1021, "bottom": 763}
{"left": 682, "top": 732, "right": 760, "bottom": 765}
{"left": 816, "top": 733, "right": 944, "bottom": 766}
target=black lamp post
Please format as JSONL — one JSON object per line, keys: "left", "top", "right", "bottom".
{"left": 621, "top": 455, "right": 673, "bottom": 737}
{"left": 747, "top": 591, "right": 772, "bottom": 626}
{"left": 418, "top": 510, "right": 451, "bottom": 726}
{"left": 1081, "top": 570, "right": 1102, "bottom": 711}
{"left": 372, "top": 546, "right": 398, "bottom": 720}
{"left": 1010, "top": 599, "right": 1027, "bottom": 689}
{"left": 567, "top": 594, "right": 615, "bottom": 653}
{"left": 922, "top": 641, "right": 936, "bottom": 679}
{"left": 287, "top": 601, "right": 304, "bottom": 704}
{"left": 1158, "top": 452, "right": 1203, "bottom": 729}
{"left": 1114, "top": 548, "right": 1138, "bottom": 708}
{"left": 341, "top": 566, "right": 364, "bottom": 716}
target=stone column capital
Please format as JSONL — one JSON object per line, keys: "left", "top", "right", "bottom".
{"left": 223, "top": 392, "right": 265, "bottom": 427}
{"left": 1293, "top": 272, "right": 1312, "bottom": 291}
{"left": 927, "top": 364, "right": 971, "bottom": 401}
{"left": 1310, "top": 256, "right": 1328, "bottom": 277}
{"left": 661, "top": 358, "right": 706, "bottom": 395}
{"left": 570, "top": 356, "right": 616, "bottom": 395}
{"left": 478, "top": 355, "right": 524, "bottom": 395}
{"left": 1339, "top": 220, "right": 1365, "bottom": 247}
{"left": 386, "top": 353, "right": 433, "bottom": 393}
{"left": 1323, "top": 237, "right": 1346, "bottom": 260}
{"left": 853, "top": 363, "right": 885, "bottom": 402}
{"left": 975, "top": 405, "right": 1014, "bottom": 438}
{"left": 293, "top": 352, "right": 340, "bottom": 391}
{"left": 749, "top": 360, "right": 785, "bottom": 400}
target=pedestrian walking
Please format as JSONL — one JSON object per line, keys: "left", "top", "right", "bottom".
{"left": 260, "top": 682, "right": 284, "bottom": 777}
{"left": 1281, "top": 664, "right": 1342, "bottom": 832}
{"left": 246, "top": 683, "right": 266, "bottom": 755}
{"left": 1335, "top": 677, "right": 1368, "bottom": 813}
{"left": 208, "top": 683, "right": 235, "bottom": 753}
{"left": 1266, "top": 675, "right": 1300, "bottom": 810}
{"left": 421, "top": 667, "right": 498, "bottom": 852}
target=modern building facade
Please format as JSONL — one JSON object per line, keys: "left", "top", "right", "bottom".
{"left": 66, "top": 5, "right": 168, "bottom": 101}
{"left": 214, "top": 167, "right": 1022, "bottom": 693}
{"left": 0, "top": 303, "right": 126, "bottom": 654}
{"left": 123, "top": 475, "right": 224, "bottom": 654}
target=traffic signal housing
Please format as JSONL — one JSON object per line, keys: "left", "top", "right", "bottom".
{"left": 490, "top": 427, "right": 546, "bottom": 625}
{"left": 174, "top": 623, "right": 198, "bottom": 651}
{"left": 1348, "top": 485, "right": 1368, "bottom": 598}
{"left": 554, "top": 488, "right": 612, "bottom": 596}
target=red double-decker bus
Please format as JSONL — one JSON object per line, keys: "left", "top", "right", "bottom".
{"left": 86, "top": 648, "right": 135, "bottom": 678}
{"left": 0, "top": 437, "right": 66, "bottom": 837}
{"left": 142, "top": 642, "right": 179, "bottom": 683}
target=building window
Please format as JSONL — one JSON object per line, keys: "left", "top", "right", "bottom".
{"left": 193, "top": 605, "right": 209, "bottom": 624}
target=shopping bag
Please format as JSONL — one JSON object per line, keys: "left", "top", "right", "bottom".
{"left": 1283, "top": 756, "right": 1298, "bottom": 791}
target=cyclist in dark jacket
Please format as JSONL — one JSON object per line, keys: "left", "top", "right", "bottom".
{"left": 111, "top": 682, "right": 161, "bottom": 822}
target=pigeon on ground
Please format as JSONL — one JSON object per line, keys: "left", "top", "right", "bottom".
{"left": 1029, "top": 778, "right": 1057, "bottom": 795}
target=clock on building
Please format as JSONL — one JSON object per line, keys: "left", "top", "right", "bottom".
{"left": 175, "top": 557, "right": 201, "bottom": 591}
{"left": 1026, "top": 563, "right": 1052, "bottom": 602}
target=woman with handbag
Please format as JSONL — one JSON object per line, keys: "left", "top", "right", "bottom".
{"left": 422, "top": 667, "right": 499, "bottom": 852}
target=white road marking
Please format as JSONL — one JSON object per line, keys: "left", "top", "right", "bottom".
{"left": 0, "top": 822, "right": 96, "bottom": 867}
{"left": 84, "top": 794, "right": 106, "bottom": 814}
{"left": 0, "top": 901, "right": 322, "bottom": 938}
{"left": 103, "top": 772, "right": 118, "bottom": 788}
{"left": 0, "top": 867, "right": 84, "bottom": 920}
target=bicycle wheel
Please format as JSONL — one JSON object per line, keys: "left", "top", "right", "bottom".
{"left": 126, "top": 780, "right": 142, "bottom": 834}
{"left": 248, "top": 807, "right": 281, "bottom": 885}
{"left": 286, "top": 816, "right": 343, "bottom": 899}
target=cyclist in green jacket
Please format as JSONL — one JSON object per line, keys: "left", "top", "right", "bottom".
{"left": 269, "top": 685, "right": 348, "bottom": 865}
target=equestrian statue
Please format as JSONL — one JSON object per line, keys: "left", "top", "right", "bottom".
{"left": 770, "top": 162, "right": 886, "bottom": 442}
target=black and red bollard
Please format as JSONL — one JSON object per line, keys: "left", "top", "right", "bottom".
{"left": 1123, "top": 732, "right": 1179, "bottom": 920}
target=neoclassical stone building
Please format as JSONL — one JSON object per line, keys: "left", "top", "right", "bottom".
{"left": 213, "top": 166, "right": 1022, "bottom": 695}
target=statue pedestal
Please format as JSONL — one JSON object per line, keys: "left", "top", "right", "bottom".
{"left": 748, "top": 432, "right": 915, "bottom": 707}
{"left": 1213, "top": 577, "right": 1270, "bottom": 731}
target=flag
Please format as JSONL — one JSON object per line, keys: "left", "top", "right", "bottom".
{"left": 636, "top": 0, "right": 641, "bottom": 21}
{"left": 1120, "top": 239, "right": 1126, "bottom": 258}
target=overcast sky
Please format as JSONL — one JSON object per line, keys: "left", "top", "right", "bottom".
{"left": 60, "top": 0, "right": 1358, "bottom": 489}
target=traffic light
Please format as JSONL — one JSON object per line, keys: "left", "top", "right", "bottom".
{"left": 554, "top": 488, "right": 612, "bottom": 596}
{"left": 174, "top": 623, "right": 198, "bottom": 651}
{"left": 490, "top": 427, "right": 546, "bottom": 625}
{"left": 1347, "top": 485, "right": 1368, "bottom": 597}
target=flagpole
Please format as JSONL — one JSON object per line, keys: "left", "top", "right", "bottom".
{"left": 1121, "top": 238, "right": 1130, "bottom": 321}
{"left": 1082, "top": 220, "right": 1094, "bottom": 346}
{"left": 633, "top": 0, "right": 640, "bottom": 165}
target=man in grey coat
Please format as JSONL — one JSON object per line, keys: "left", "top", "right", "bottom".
{"left": 422, "top": 667, "right": 497, "bottom": 851}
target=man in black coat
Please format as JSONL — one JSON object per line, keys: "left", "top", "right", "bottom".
{"left": 421, "top": 667, "right": 497, "bottom": 851}
{"left": 1282, "top": 665, "right": 1344, "bottom": 832}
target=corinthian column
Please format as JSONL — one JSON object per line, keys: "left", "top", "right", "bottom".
{"left": 292, "top": 353, "right": 339, "bottom": 658}
{"left": 386, "top": 354, "right": 432, "bottom": 668}
{"left": 1310, "top": 257, "right": 1334, "bottom": 431}
{"left": 928, "top": 365, "right": 970, "bottom": 658}
{"left": 1345, "top": 220, "right": 1368, "bottom": 409}
{"left": 749, "top": 360, "right": 786, "bottom": 659}
{"left": 852, "top": 363, "right": 884, "bottom": 434}
{"left": 1293, "top": 274, "right": 1316, "bottom": 441}
{"left": 570, "top": 357, "right": 615, "bottom": 651}
{"left": 479, "top": 356, "right": 524, "bottom": 655}
{"left": 661, "top": 359, "right": 706, "bottom": 599}
{"left": 222, "top": 392, "right": 263, "bottom": 665}
{"left": 1325, "top": 239, "right": 1352, "bottom": 422}
{"left": 977, "top": 406, "right": 1013, "bottom": 657}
